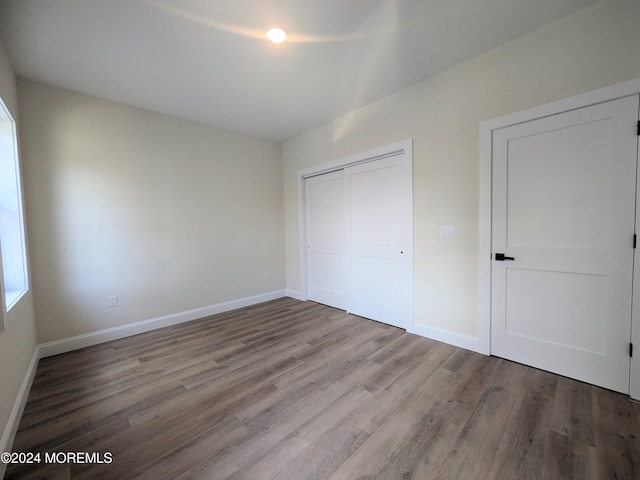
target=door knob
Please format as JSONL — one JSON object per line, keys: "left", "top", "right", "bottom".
{"left": 495, "top": 253, "right": 515, "bottom": 261}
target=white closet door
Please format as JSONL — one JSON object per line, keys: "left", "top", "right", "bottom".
{"left": 306, "top": 171, "right": 348, "bottom": 310}
{"left": 491, "top": 96, "right": 639, "bottom": 393}
{"left": 346, "top": 155, "right": 413, "bottom": 329}
{"left": 305, "top": 150, "right": 413, "bottom": 330}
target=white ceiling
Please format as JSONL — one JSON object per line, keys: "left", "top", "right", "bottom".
{"left": 0, "top": 0, "right": 599, "bottom": 142}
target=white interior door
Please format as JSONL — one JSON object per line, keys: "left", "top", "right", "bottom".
{"left": 491, "top": 95, "right": 639, "bottom": 393}
{"left": 346, "top": 155, "right": 413, "bottom": 329}
{"left": 306, "top": 171, "right": 347, "bottom": 310}
{"left": 305, "top": 149, "right": 413, "bottom": 330}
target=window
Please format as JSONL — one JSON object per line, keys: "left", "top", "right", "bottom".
{"left": 0, "top": 96, "right": 28, "bottom": 328}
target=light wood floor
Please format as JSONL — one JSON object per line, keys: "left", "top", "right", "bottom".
{"left": 5, "top": 298, "right": 640, "bottom": 479}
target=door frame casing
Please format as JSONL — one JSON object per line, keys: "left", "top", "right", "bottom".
{"left": 479, "top": 77, "right": 640, "bottom": 398}
{"left": 296, "top": 138, "right": 414, "bottom": 332}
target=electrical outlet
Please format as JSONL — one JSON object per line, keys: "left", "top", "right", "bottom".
{"left": 431, "top": 292, "right": 439, "bottom": 305}
{"left": 263, "top": 270, "right": 270, "bottom": 279}
{"left": 108, "top": 295, "right": 118, "bottom": 308}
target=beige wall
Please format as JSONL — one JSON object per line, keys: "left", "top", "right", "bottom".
{"left": 18, "top": 80, "right": 285, "bottom": 344}
{"left": 0, "top": 40, "right": 38, "bottom": 455}
{"left": 282, "top": 0, "right": 640, "bottom": 340}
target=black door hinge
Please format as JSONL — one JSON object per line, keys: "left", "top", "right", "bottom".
{"left": 637, "top": 121, "right": 640, "bottom": 136}
{"left": 631, "top": 343, "right": 634, "bottom": 358}
{"left": 634, "top": 234, "right": 637, "bottom": 249}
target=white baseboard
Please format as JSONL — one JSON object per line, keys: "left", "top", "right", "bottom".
{"left": 285, "top": 289, "right": 306, "bottom": 301}
{"left": 39, "top": 290, "right": 288, "bottom": 358}
{"left": 0, "top": 346, "right": 40, "bottom": 477}
{"left": 412, "top": 322, "right": 487, "bottom": 355}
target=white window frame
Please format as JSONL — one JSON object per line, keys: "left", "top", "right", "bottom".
{"left": 0, "top": 96, "right": 29, "bottom": 330}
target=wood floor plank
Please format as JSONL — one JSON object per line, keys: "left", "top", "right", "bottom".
{"left": 134, "top": 417, "right": 248, "bottom": 480}
{"left": 543, "top": 430, "right": 596, "bottom": 480}
{"left": 486, "top": 368, "right": 558, "bottom": 480}
{"left": 190, "top": 356, "right": 383, "bottom": 478}
{"left": 279, "top": 422, "right": 370, "bottom": 480}
{"left": 326, "top": 366, "right": 459, "bottom": 479}
{"left": 439, "top": 384, "right": 512, "bottom": 480}
{"left": 231, "top": 386, "right": 373, "bottom": 480}
{"left": 591, "top": 385, "right": 640, "bottom": 479}
{"left": 360, "top": 334, "right": 435, "bottom": 393}
{"left": 550, "top": 376, "right": 596, "bottom": 447}
{"left": 5, "top": 297, "right": 640, "bottom": 480}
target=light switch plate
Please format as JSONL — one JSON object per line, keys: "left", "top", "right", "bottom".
{"left": 440, "top": 226, "right": 454, "bottom": 238}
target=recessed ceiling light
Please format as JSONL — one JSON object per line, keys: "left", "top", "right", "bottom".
{"left": 267, "top": 28, "right": 287, "bottom": 44}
